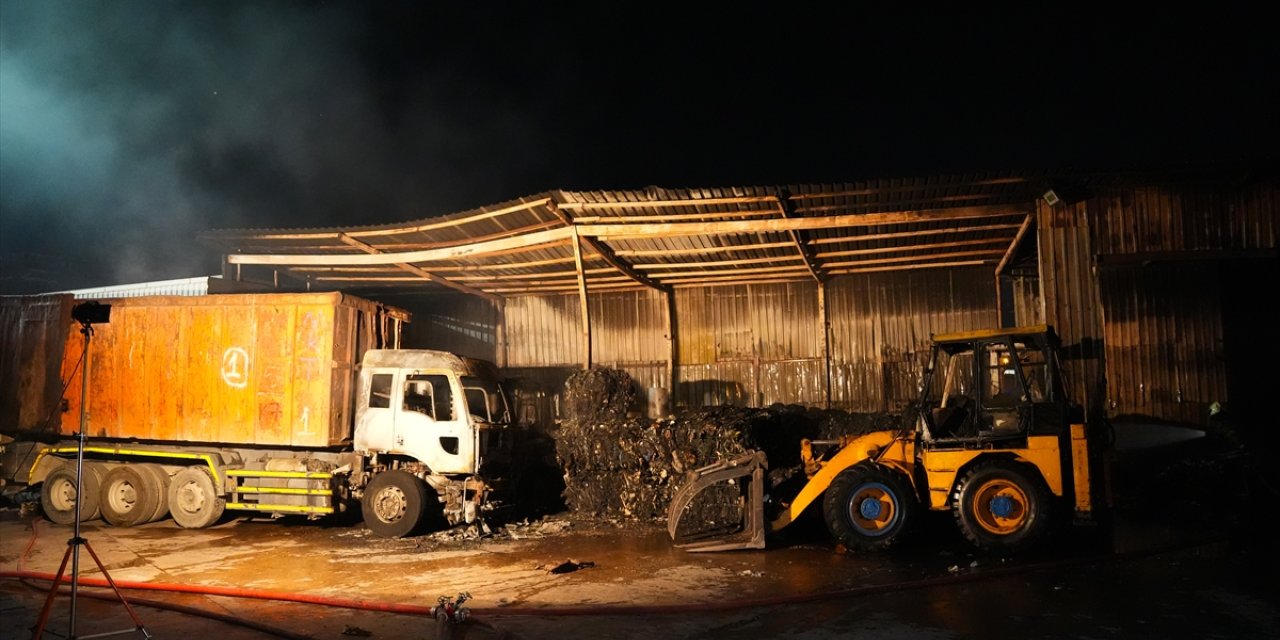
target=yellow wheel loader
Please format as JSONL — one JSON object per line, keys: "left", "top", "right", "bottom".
{"left": 667, "top": 325, "right": 1110, "bottom": 554}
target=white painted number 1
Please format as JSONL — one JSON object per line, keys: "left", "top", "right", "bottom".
{"left": 222, "top": 347, "right": 249, "bottom": 388}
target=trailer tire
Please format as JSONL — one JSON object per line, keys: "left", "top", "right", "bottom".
{"left": 168, "top": 466, "right": 225, "bottom": 529}
{"left": 823, "top": 463, "right": 919, "bottom": 551}
{"left": 952, "top": 459, "right": 1051, "bottom": 554}
{"left": 362, "top": 470, "right": 428, "bottom": 538}
{"left": 41, "top": 463, "right": 105, "bottom": 525}
{"left": 101, "top": 464, "right": 164, "bottom": 527}
{"left": 136, "top": 464, "right": 172, "bottom": 523}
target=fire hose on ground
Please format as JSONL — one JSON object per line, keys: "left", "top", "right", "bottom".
{"left": 0, "top": 519, "right": 1232, "bottom": 640}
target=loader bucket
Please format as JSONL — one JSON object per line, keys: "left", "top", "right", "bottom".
{"left": 667, "top": 450, "right": 767, "bottom": 552}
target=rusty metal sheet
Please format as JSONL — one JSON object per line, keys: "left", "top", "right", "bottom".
{"left": 0, "top": 294, "right": 75, "bottom": 433}
{"left": 57, "top": 292, "right": 403, "bottom": 447}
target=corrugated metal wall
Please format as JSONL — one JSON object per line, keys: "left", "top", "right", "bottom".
{"left": 1036, "top": 199, "right": 1108, "bottom": 419}
{"left": 1097, "top": 264, "right": 1227, "bottom": 424}
{"left": 1090, "top": 184, "right": 1275, "bottom": 254}
{"left": 827, "top": 267, "right": 998, "bottom": 412}
{"left": 1035, "top": 180, "right": 1278, "bottom": 427}
{"left": 674, "top": 282, "right": 823, "bottom": 408}
{"left": 394, "top": 294, "right": 501, "bottom": 362}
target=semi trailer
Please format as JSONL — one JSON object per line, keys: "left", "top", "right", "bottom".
{"left": 0, "top": 291, "right": 512, "bottom": 537}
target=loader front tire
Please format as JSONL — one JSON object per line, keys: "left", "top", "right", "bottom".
{"left": 362, "top": 470, "right": 428, "bottom": 538}
{"left": 952, "top": 459, "right": 1050, "bottom": 554}
{"left": 823, "top": 463, "right": 919, "bottom": 551}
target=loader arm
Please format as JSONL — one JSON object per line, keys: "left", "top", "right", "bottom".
{"left": 767, "top": 430, "right": 902, "bottom": 531}
{"left": 667, "top": 430, "right": 904, "bottom": 552}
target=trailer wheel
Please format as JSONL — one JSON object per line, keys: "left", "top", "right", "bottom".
{"left": 41, "top": 463, "right": 105, "bottom": 525}
{"left": 136, "top": 464, "right": 172, "bottom": 523}
{"left": 101, "top": 465, "right": 164, "bottom": 527}
{"left": 168, "top": 466, "right": 225, "bottom": 529}
{"left": 952, "top": 459, "right": 1051, "bottom": 554}
{"left": 823, "top": 463, "right": 919, "bottom": 551}
{"left": 362, "top": 470, "right": 428, "bottom": 538}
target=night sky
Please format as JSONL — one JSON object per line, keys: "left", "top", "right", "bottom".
{"left": 2, "top": 2, "right": 1277, "bottom": 294}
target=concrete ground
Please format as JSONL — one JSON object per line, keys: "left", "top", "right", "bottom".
{"left": 2, "top": 435, "right": 1278, "bottom": 640}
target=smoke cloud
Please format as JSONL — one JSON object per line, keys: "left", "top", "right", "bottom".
{"left": 0, "top": 2, "right": 553, "bottom": 293}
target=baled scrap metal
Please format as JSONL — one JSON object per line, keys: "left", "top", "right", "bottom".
{"left": 554, "top": 366, "right": 896, "bottom": 521}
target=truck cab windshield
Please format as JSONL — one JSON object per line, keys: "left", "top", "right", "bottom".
{"left": 461, "top": 376, "right": 510, "bottom": 424}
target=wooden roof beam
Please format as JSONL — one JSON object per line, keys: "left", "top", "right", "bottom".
{"left": 228, "top": 226, "right": 575, "bottom": 266}
{"left": 994, "top": 214, "right": 1036, "bottom": 276}
{"left": 824, "top": 248, "right": 1006, "bottom": 270}
{"left": 814, "top": 237, "right": 1015, "bottom": 259}
{"left": 576, "top": 205, "right": 1028, "bottom": 240}
{"left": 614, "top": 241, "right": 795, "bottom": 257}
{"left": 776, "top": 191, "right": 822, "bottom": 282}
{"left": 337, "top": 233, "right": 502, "bottom": 303}
{"left": 826, "top": 260, "right": 993, "bottom": 276}
{"left": 547, "top": 200, "right": 671, "bottom": 293}
{"left": 634, "top": 255, "right": 804, "bottom": 270}
{"left": 808, "top": 222, "right": 1024, "bottom": 246}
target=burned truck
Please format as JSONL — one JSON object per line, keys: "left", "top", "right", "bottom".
{"left": 0, "top": 291, "right": 511, "bottom": 537}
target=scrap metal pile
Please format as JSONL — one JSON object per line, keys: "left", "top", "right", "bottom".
{"left": 553, "top": 367, "right": 898, "bottom": 521}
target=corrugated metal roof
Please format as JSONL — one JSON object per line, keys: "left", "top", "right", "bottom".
{"left": 198, "top": 168, "right": 1262, "bottom": 299}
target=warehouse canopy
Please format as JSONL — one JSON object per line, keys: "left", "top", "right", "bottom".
{"left": 199, "top": 173, "right": 1059, "bottom": 299}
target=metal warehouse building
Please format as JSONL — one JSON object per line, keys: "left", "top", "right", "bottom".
{"left": 198, "top": 168, "right": 1277, "bottom": 440}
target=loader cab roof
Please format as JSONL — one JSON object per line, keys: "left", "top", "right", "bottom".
{"left": 930, "top": 324, "right": 1060, "bottom": 353}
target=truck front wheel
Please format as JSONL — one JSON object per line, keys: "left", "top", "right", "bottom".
{"left": 362, "top": 470, "right": 428, "bottom": 538}
{"left": 168, "top": 466, "right": 226, "bottom": 529}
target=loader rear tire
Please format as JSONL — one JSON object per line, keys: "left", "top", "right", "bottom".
{"left": 952, "top": 459, "right": 1051, "bottom": 554}
{"left": 823, "top": 463, "right": 919, "bottom": 551}
{"left": 362, "top": 470, "right": 428, "bottom": 538}
{"left": 168, "top": 466, "right": 225, "bottom": 529}
{"left": 41, "top": 463, "right": 105, "bottom": 525}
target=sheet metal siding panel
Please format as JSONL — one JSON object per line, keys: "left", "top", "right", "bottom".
{"left": 1092, "top": 185, "right": 1277, "bottom": 254}
{"left": 672, "top": 282, "right": 821, "bottom": 408}
{"left": 0, "top": 295, "right": 75, "bottom": 431}
{"left": 1010, "top": 276, "right": 1045, "bottom": 327}
{"left": 827, "top": 267, "right": 997, "bottom": 412}
{"left": 592, "top": 289, "right": 666, "bottom": 366}
{"left": 57, "top": 293, "right": 389, "bottom": 447}
{"left": 1037, "top": 201, "right": 1107, "bottom": 417}
{"left": 503, "top": 294, "right": 583, "bottom": 367}
{"left": 395, "top": 294, "right": 500, "bottom": 361}
{"left": 1099, "top": 265, "right": 1226, "bottom": 425}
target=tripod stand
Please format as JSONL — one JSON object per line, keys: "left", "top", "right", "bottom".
{"left": 32, "top": 311, "right": 150, "bottom": 639}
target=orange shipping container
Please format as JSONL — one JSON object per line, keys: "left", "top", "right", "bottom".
{"left": 58, "top": 292, "right": 408, "bottom": 448}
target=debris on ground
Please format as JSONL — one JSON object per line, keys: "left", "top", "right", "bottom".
{"left": 342, "top": 625, "right": 373, "bottom": 637}
{"left": 538, "top": 559, "right": 595, "bottom": 574}
{"left": 553, "top": 366, "right": 899, "bottom": 522}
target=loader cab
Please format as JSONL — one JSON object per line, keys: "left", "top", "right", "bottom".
{"left": 354, "top": 350, "right": 511, "bottom": 475}
{"left": 920, "top": 325, "right": 1068, "bottom": 445}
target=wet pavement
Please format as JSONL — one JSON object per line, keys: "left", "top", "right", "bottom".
{"left": 2, "top": 440, "right": 1278, "bottom": 639}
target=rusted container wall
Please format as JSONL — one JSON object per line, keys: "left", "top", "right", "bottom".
{"left": 387, "top": 293, "right": 500, "bottom": 362}
{"left": 1037, "top": 199, "right": 1107, "bottom": 419}
{"left": 1098, "top": 264, "right": 1227, "bottom": 425}
{"left": 827, "top": 267, "right": 998, "bottom": 413}
{"left": 0, "top": 295, "right": 75, "bottom": 432}
{"left": 674, "top": 282, "right": 823, "bottom": 408}
{"left": 503, "top": 294, "right": 583, "bottom": 367}
{"left": 59, "top": 292, "right": 403, "bottom": 447}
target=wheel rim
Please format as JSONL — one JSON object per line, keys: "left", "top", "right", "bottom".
{"left": 50, "top": 477, "right": 77, "bottom": 512}
{"left": 175, "top": 480, "right": 206, "bottom": 515}
{"left": 970, "top": 478, "right": 1029, "bottom": 535}
{"left": 848, "top": 481, "right": 898, "bottom": 536}
{"left": 372, "top": 486, "right": 407, "bottom": 524}
{"left": 107, "top": 479, "right": 139, "bottom": 514}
